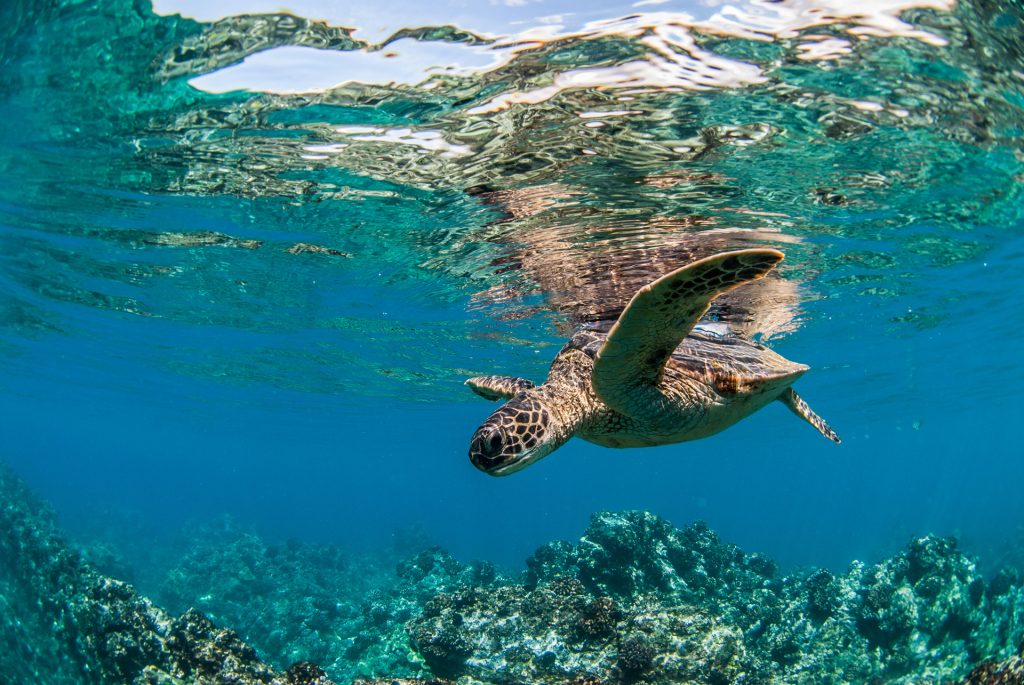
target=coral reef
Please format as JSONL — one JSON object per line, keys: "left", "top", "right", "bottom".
{"left": 156, "top": 524, "right": 500, "bottom": 683}
{"left": 2, "top": 461, "right": 1023, "bottom": 685}
{"left": 152, "top": 510, "right": 1024, "bottom": 685}
{"left": 0, "top": 464, "right": 328, "bottom": 685}
{"left": 351, "top": 681, "right": 453, "bottom": 685}
{"left": 405, "top": 577, "right": 751, "bottom": 684}
{"left": 398, "top": 512, "right": 1024, "bottom": 684}
{"left": 960, "top": 640, "right": 1024, "bottom": 684}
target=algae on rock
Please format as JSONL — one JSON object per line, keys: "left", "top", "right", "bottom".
{"left": 0, "top": 463, "right": 329, "bottom": 685}
{"left": 2, "top": 461, "right": 1024, "bottom": 685}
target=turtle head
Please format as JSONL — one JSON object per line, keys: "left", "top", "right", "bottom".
{"left": 469, "top": 390, "right": 572, "bottom": 476}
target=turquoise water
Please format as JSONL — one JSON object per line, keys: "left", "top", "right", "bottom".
{"left": 1, "top": 0, "right": 1024, "bottom": 679}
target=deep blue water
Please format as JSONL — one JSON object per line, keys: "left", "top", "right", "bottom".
{"left": 4, "top": 237, "right": 1023, "bottom": 573}
{"left": 1, "top": 0, "right": 1023, "bottom": 580}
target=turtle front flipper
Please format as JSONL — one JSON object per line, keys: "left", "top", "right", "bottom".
{"left": 779, "top": 388, "right": 841, "bottom": 443}
{"left": 592, "top": 249, "right": 784, "bottom": 415}
{"left": 466, "top": 376, "right": 536, "bottom": 401}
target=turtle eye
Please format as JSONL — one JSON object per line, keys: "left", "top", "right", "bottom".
{"left": 469, "top": 426, "right": 509, "bottom": 472}
{"left": 486, "top": 432, "right": 502, "bottom": 453}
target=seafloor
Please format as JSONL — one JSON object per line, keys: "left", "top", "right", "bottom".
{"left": 1, "top": 461, "right": 1022, "bottom": 685}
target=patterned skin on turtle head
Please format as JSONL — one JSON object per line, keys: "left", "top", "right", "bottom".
{"left": 468, "top": 393, "right": 558, "bottom": 475}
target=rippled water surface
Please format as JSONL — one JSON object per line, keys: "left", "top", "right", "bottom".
{"left": 1, "top": 0, "right": 1023, "bottom": 575}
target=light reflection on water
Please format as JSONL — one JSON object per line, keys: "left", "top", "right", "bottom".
{"left": 0, "top": 0, "right": 1022, "bottom": 405}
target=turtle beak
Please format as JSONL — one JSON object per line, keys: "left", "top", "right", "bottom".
{"left": 469, "top": 425, "right": 508, "bottom": 475}
{"left": 468, "top": 420, "right": 539, "bottom": 476}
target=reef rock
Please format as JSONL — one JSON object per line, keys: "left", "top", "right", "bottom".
{"left": 503, "top": 511, "right": 1024, "bottom": 684}
{"left": 407, "top": 577, "right": 756, "bottom": 684}
{"left": 960, "top": 640, "right": 1024, "bottom": 684}
{"left": 158, "top": 527, "right": 502, "bottom": 683}
{"left": 351, "top": 680, "right": 454, "bottom": 685}
{"left": 0, "top": 464, "right": 332, "bottom": 685}
{"left": 3, "top": 462, "right": 1024, "bottom": 685}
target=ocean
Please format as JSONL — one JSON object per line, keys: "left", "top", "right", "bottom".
{"left": 1, "top": 0, "right": 1023, "bottom": 683}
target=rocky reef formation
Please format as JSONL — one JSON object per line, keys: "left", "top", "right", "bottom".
{"left": 0, "top": 463, "right": 331, "bottom": 685}
{"left": 140, "top": 511, "right": 1024, "bottom": 685}
{"left": 960, "top": 640, "right": 1024, "bottom": 684}
{"left": 404, "top": 513, "right": 1024, "bottom": 684}
{"left": 155, "top": 522, "right": 497, "bottom": 682}
{"left": 3, "top": 461, "right": 1023, "bottom": 685}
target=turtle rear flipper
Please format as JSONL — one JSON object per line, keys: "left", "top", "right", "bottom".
{"left": 592, "top": 248, "right": 783, "bottom": 415}
{"left": 466, "top": 376, "right": 535, "bottom": 401}
{"left": 779, "top": 388, "right": 841, "bottom": 443}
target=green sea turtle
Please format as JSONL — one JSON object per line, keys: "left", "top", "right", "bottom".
{"left": 466, "top": 249, "right": 839, "bottom": 476}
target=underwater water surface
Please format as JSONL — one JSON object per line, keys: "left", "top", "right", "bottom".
{"left": 2, "top": 0, "right": 1024, "bottom": 682}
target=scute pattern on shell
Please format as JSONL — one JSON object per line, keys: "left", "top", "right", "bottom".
{"left": 566, "top": 326, "right": 804, "bottom": 394}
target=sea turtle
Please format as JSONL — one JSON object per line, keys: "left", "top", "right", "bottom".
{"left": 466, "top": 249, "right": 839, "bottom": 476}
